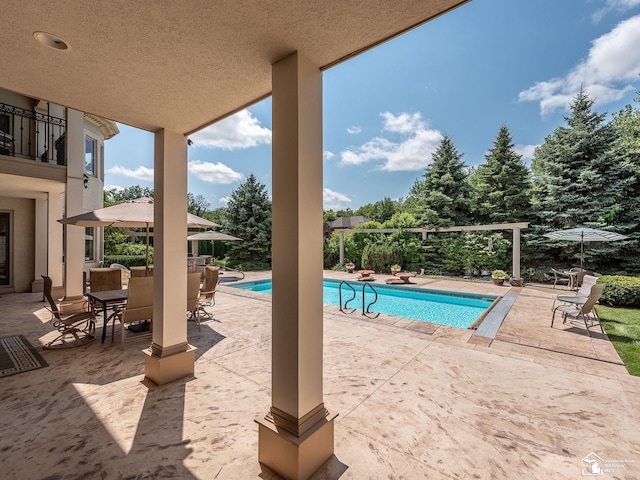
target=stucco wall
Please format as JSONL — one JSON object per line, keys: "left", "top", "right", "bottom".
{"left": 0, "top": 197, "right": 34, "bottom": 293}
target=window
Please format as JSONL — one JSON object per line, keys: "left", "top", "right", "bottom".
{"left": 0, "top": 114, "right": 13, "bottom": 156}
{"left": 84, "top": 227, "right": 94, "bottom": 262}
{"left": 0, "top": 213, "right": 9, "bottom": 285}
{"left": 85, "top": 136, "right": 96, "bottom": 175}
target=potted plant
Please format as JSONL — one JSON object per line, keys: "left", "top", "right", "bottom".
{"left": 345, "top": 261, "right": 355, "bottom": 274}
{"left": 491, "top": 269, "right": 509, "bottom": 285}
{"left": 390, "top": 264, "right": 401, "bottom": 275}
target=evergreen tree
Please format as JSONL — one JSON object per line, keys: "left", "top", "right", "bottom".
{"left": 532, "top": 89, "right": 616, "bottom": 228}
{"left": 530, "top": 89, "right": 633, "bottom": 269}
{"left": 224, "top": 174, "right": 272, "bottom": 266}
{"left": 606, "top": 90, "right": 640, "bottom": 270}
{"left": 472, "top": 124, "right": 531, "bottom": 223}
{"left": 409, "top": 135, "right": 471, "bottom": 227}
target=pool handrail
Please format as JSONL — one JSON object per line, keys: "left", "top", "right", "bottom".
{"left": 339, "top": 281, "right": 357, "bottom": 314}
{"left": 362, "top": 283, "right": 380, "bottom": 319}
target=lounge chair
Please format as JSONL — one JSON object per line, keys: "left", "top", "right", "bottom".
{"left": 197, "top": 266, "right": 219, "bottom": 319}
{"left": 551, "top": 283, "right": 604, "bottom": 336}
{"left": 42, "top": 275, "right": 96, "bottom": 349}
{"left": 551, "top": 275, "right": 598, "bottom": 311}
{"left": 187, "top": 272, "right": 202, "bottom": 331}
{"left": 113, "top": 276, "right": 153, "bottom": 347}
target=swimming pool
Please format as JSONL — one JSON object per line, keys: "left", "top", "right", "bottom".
{"left": 230, "top": 278, "right": 497, "bottom": 329}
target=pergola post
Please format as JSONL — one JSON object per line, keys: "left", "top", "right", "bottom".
{"left": 512, "top": 227, "right": 521, "bottom": 279}
{"left": 256, "top": 51, "right": 336, "bottom": 480}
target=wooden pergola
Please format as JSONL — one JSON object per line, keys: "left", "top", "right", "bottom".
{"left": 337, "top": 222, "right": 529, "bottom": 278}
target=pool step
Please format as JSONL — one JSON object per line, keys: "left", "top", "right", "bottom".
{"left": 472, "top": 292, "right": 518, "bottom": 344}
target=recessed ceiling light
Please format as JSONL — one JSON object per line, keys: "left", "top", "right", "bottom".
{"left": 33, "top": 31, "right": 69, "bottom": 51}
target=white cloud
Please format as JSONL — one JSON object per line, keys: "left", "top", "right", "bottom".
{"left": 514, "top": 144, "right": 539, "bottom": 160}
{"left": 219, "top": 196, "right": 231, "bottom": 205}
{"left": 519, "top": 14, "right": 640, "bottom": 115}
{"left": 188, "top": 160, "right": 243, "bottom": 184}
{"left": 106, "top": 165, "right": 154, "bottom": 182}
{"left": 381, "top": 111, "right": 425, "bottom": 133}
{"left": 593, "top": 0, "right": 640, "bottom": 22}
{"left": 339, "top": 112, "right": 443, "bottom": 171}
{"left": 323, "top": 188, "right": 351, "bottom": 209}
{"left": 324, "top": 150, "right": 335, "bottom": 160}
{"left": 189, "top": 109, "right": 271, "bottom": 149}
{"left": 347, "top": 126, "right": 362, "bottom": 134}
{"left": 104, "top": 184, "right": 124, "bottom": 192}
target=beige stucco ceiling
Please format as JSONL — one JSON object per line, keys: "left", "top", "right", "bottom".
{"left": 1, "top": 1, "right": 469, "bottom": 135}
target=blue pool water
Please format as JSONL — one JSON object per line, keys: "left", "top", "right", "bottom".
{"left": 230, "top": 278, "right": 496, "bottom": 329}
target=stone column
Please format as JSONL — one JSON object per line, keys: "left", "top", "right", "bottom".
{"left": 339, "top": 231, "right": 344, "bottom": 265}
{"left": 61, "top": 109, "right": 86, "bottom": 310}
{"left": 256, "top": 51, "right": 336, "bottom": 480}
{"left": 143, "top": 128, "right": 196, "bottom": 385}
{"left": 31, "top": 196, "right": 48, "bottom": 292}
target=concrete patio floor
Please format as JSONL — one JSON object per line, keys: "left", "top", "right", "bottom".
{"left": 1, "top": 271, "right": 639, "bottom": 479}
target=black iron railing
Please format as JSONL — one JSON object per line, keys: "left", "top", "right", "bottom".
{"left": 0, "top": 102, "right": 66, "bottom": 165}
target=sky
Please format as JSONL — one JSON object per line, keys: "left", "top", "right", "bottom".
{"left": 104, "top": 0, "right": 640, "bottom": 211}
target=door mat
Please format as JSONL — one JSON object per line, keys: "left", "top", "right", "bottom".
{"left": 0, "top": 335, "right": 48, "bottom": 378}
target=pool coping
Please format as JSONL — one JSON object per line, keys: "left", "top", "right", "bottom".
{"left": 471, "top": 292, "right": 519, "bottom": 344}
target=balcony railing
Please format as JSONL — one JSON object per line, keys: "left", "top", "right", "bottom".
{"left": 0, "top": 102, "right": 66, "bottom": 165}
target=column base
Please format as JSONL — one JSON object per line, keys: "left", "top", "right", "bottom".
{"left": 143, "top": 345, "right": 196, "bottom": 385}
{"left": 256, "top": 410, "right": 337, "bottom": 480}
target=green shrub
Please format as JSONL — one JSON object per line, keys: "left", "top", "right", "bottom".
{"left": 114, "top": 243, "right": 152, "bottom": 256}
{"left": 361, "top": 241, "right": 400, "bottom": 273}
{"left": 598, "top": 275, "right": 640, "bottom": 307}
{"left": 227, "top": 259, "right": 271, "bottom": 271}
{"left": 103, "top": 255, "right": 149, "bottom": 268}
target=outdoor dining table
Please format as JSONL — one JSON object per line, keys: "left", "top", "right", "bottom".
{"left": 85, "top": 289, "right": 128, "bottom": 343}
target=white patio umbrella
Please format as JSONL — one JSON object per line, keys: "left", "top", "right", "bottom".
{"left": 60, "top": 197, "right": 218, "bottom": 268}
{"left": 543, "top": 227, "right": 627, "bottom": 270}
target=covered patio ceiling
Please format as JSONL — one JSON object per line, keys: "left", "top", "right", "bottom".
{"left": 2, "top": 0, "right": 469, "bottom": 134}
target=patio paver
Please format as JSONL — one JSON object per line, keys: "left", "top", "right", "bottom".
{"left": 1, "top": 272, "right": 638, "bottom": 479}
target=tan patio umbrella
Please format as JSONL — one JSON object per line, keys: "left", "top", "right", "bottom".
{"left": 187, "top": 231, "right": 241, "bottom": 258}
{"left": 59, "top": 197, "right": 218, "bottom": 268}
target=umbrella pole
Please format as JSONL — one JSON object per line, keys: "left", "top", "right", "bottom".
{"left": 145, "top": 223, "right": 150, "bottom": 273}
{"left": 581, "top": 231, "right": 584, "bottom": 271}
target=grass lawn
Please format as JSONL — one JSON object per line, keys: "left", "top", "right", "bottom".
{"left": 596, "top": 305, "right": 640, "bottom": 376}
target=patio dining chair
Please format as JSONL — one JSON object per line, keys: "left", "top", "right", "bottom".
{"left": 550, "top": 268, "right": 573, "bottom": 289}
{"left": 109, "top": 263, "right": 131, "bottom": 287}
{"left": 197, "top": 266, "right": 219, "bottom": 320}
{"left": 187, "top": 272, "right": 202, "bottom": 331}
{"left": 42, "top": 275, "right": 96, "bottom": 349}
{"left": 551, "top": 283, "right": 604, "bottom": 337}
{"left": 112, "top": 276, "right": 153, "bottom": 347}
